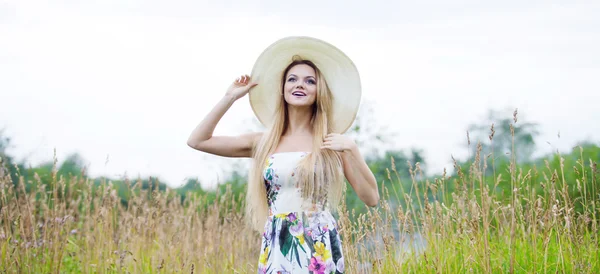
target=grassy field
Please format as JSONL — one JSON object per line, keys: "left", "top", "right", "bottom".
{"left": 1, "top": 130, "right": 599, "bottom": 273}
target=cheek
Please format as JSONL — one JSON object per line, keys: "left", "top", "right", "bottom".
{"left": 283, "top": 82, "right": 292, "bottom": 91}
{"left": 309, "top": 86, "right": 318, "bottom": 97}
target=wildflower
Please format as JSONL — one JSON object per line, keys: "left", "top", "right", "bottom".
{"left": 308, "top": 256, "right": 326, "bottom": 274}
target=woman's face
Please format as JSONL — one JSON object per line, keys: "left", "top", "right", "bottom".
{"left": 283, "top": 64, "right": 317, "bottom": 107}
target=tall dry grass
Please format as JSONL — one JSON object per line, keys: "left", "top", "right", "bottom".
{"left": 1, "top": 114, "right": 599, "bottom": 273}
{"left": 1, "top": 154, "right": 260, "bottom": 273}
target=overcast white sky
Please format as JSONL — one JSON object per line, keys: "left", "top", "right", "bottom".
{"left": 1, "top": 1, "right": 599, "bottom": 189}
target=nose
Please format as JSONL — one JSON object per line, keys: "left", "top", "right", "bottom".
{"left": 296, "top": 82, "right": 305, "bottom": 89}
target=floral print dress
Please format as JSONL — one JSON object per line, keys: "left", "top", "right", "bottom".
{"left": 258, "top": 151, "right": 345, "bottom": 274}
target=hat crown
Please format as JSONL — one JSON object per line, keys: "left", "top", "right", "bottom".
{"left": 249, "top": 36, "right": 361, "bottom": 134}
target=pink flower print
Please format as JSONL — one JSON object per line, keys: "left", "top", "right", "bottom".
{"left": 308, "top": 256, "right": 326, "bottom": 274}
{"left": 276, "top": 268, "right": 291, "bottom": 274}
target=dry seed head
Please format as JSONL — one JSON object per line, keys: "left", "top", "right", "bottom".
{"left": 435, "top": 201, "right": 442, "bottom": 216}
{"left": 564, "top": 214, "right": 571, "bottom": 230}
{"left": 386, "top": 168, "right": 391, "bottom": 181}
{"left": 513, "top": 108, "right": 518, "bottom": 123}
{"left": 429, "top": 182, "right": 437, "bottom": 193}
{"left": 573, "top": 166, "right": 581, "bottom": 176}
{"left": 474, "top": 142, "right": 482, "bottom": 166}
{"left": 466, "top": 131, "right": 471, "bottom": 145}
{"left": 489, "top": 123, "right": 495, "bottom": 141}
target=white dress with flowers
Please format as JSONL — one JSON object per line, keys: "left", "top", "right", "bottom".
{"left": 258, "top": 151, "right": 345, "bottom": 274}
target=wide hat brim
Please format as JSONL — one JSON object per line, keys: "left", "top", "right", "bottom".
{"left": 249, "top": 36, "right": 361, "bottom": 134}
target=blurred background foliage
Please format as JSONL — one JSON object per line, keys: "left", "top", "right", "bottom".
{"left": 1, "top": 107, "right": 598, "bottom": 220}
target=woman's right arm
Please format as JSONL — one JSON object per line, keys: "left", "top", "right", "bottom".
{"left": 186, "top": 75, "right": 261, "bottom": 158}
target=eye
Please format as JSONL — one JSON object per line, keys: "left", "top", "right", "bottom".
{"left": 307, "top": 79, "right": 316, "bottom": 85}
{"left": 287, "top": 77, "right": 296, "bottom": 82}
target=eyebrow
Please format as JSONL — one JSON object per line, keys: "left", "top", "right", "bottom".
{"left": 288, "top": 74, "right": 316, "bottom": 79}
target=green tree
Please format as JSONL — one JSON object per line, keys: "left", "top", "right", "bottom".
{"left": 58, "top": 153, "right": 87, "bottom": 178}
{"left": 467, "top": 108, "right": 540, "bottom": 164}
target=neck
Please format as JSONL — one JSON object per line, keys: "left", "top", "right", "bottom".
{"left": 285, "top": 105, "right": 313, "bottom": 136}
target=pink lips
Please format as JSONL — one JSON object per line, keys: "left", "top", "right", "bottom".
{"left": 292, "top": 90, "right": 306, "bottom": 96}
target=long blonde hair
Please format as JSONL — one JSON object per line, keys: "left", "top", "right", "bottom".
{"left": 245, "top": 57, "right": 345, "bottom": 232}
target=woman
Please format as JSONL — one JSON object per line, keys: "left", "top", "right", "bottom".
{"left": 187, "top": 36, "right": 379, "bottom": 274}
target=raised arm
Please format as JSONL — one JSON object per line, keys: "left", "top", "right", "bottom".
{"left": 187, "top": 75, "right": 262, "bottom": 158}
{"left": 322, "top": 133, "right": 379, "bottom": 207}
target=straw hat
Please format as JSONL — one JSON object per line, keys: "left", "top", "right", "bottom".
{"left": 249, "top": 36, "right": 361, "bottom": 134}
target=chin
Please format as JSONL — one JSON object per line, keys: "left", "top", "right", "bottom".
{"left": 286, "top": 100, "right": 315, "bottom": 107}
{"left": 285, "top": 97, "right": 316, "bottom": 107}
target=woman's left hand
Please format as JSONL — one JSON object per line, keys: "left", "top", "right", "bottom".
{"left": 321, "top": 133, "right": 356, "bottom": 152}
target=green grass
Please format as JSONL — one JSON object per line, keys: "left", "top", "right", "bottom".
{"left": 1, "top": 121, "right": 599, "bottom": 273}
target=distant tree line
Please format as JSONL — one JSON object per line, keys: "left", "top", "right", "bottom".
{"left": 1, "top": 108, "right": 598, "bottom": 217}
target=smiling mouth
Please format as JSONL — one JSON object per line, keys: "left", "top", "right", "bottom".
{"left": 292, "top": 91, "right": 306, "bottom": 97}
